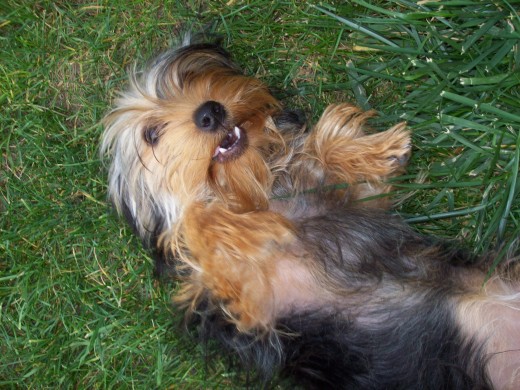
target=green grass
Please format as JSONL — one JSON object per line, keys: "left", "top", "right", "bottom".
{"left": 1, "top": 0, "right": 519, "bottom": 388}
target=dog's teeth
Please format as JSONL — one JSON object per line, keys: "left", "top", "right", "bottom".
{"left": 234, "top": 126, "right": 241, "bottom": 139}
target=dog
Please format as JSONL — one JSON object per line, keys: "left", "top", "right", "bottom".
{"left": 100, "top": 38, "right": 520, "bottom": 389}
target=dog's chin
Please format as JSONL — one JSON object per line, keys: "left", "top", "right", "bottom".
{"left": 212, "top": 125, "right": 248, "bottom": 163}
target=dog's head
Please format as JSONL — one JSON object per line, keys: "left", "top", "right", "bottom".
{"left": 101, "top": 41, "right": 295, "bottom": 245}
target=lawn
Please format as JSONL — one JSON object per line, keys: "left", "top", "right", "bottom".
{"left": 1, "top": 1, "right": 519, "bottom": 388}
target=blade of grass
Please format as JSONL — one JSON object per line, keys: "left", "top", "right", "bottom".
{"left": 440, "top": 91, "right": 520, "bottom": 123}
{"left": 312, "top": 5, "right": 399, "bottom": 48}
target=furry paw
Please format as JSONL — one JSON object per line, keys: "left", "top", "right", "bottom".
{"left": 379, "top": 123, "right": 412, "bottom": 174}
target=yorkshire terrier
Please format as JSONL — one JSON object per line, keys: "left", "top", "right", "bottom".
{"left": 101, "top": 38, "right": 520, "bottom": 389}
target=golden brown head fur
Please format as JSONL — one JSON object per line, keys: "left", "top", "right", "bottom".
{"left": 101, "top": 41, "right": 409, "bottom": 247}
{"left": 102, "top": 44, "right": 295, "bottom": 243}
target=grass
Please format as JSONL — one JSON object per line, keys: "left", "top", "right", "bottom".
{"left": 1, "top": 0, "right": 519, "bottom": 388}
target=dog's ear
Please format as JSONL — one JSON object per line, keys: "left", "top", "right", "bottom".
{"left": 273, "top": 109, "right": 307, "bottom": 133}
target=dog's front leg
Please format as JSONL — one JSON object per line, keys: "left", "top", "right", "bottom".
{"left": 293, "top": 103, "right": 411, "bottom": 205}
{"left": 311, "top": 104, "right": 411, "bottom": 181}
{"left": 180, "top": 202, "right": 296, "bottom": 332}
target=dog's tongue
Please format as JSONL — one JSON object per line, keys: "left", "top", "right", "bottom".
{"left": 220, "top": 129, "right": 238, "bottom": 149}
{"left": 213, "top": 126, "right": 242, "bottom": 157}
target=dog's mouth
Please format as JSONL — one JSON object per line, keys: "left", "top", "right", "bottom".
{"left": 212, "top": 126, "right": 247, "bottom": 163}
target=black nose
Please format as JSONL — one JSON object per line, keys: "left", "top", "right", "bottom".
{"left": 193, "top": 101, "right": 226, "bottom": 132}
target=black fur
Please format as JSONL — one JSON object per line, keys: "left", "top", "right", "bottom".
{"left": 188, "top": 208, "right": 492, "bottom": 389}
{"left": 273, "top": 109, "right": 307, "bottom": 133}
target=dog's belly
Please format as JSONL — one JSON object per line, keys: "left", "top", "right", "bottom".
{"left": 268, "top": 207, "right": 520, "bottom": 389}
{"left": 455, "top": 275, "right": 520, "bottom": 390}
{"left": 270, "top": 255, "right": 333, "bottom": 315}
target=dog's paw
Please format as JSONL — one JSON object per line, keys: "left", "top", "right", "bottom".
{"left": 389, "top": 148, "right": 411, "bottom": 166}
{"left": 383, "top": 124, "right": 412, "bottom": 171}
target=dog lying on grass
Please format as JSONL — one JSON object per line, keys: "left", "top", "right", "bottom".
{"left": 101, "top": 38, "right": 520, "bottom": 389}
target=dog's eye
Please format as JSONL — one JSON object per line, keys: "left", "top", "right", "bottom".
{"left": 143, "top": 125, "right": 162, "bottom": 145}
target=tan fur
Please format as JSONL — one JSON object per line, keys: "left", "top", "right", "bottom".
{"left": 455, "top": 274, "right": 520, "bottom": 389}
